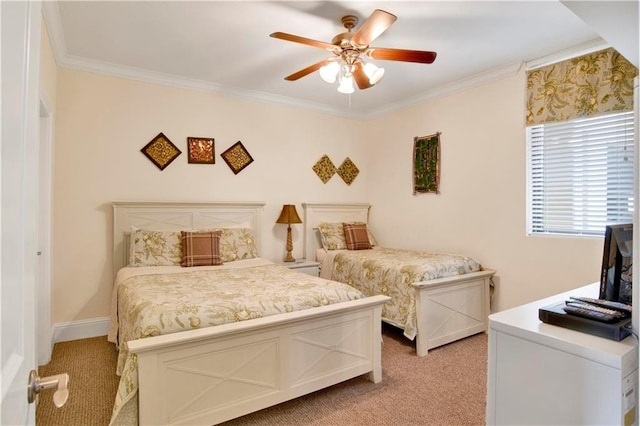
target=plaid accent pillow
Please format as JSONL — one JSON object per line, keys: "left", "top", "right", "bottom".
{"left": 362, "top": 223, "right": 378, "bottom": 246}
{"left": 181, "top": 230, "right": 223, "bottom": 267}
{"left": 343, "top": 223, "right": 372, "bottom": 250}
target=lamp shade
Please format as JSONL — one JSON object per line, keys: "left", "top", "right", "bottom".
{"left": 364, "top": 62, "right": 385, "bottom": 85}
{"left": 319, "top": 61, "right": 340, "bottom": 84}
{"left": 337, "top": 75, "right": 355, "bottom": 94}
{"left": 276, "top": 204, "right": 302, "bottom": 224}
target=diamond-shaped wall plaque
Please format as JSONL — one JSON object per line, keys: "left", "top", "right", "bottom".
{"left": 141, "top": 132, "right": 181, "bottom": 170}
{"left": 221, "top": 141, "right": 254, "bottom": 174}
{"left": 312, "top": 155, "right": 337, "bottom": 184}
{"left": 337, "top": 157, "right": 359, "bottom": 185}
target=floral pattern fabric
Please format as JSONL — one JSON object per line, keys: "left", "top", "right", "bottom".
{"left": 214, "top": 228, "right": 258, "bottom": 262}
{"left": 129, "top": 228, "right": 183, "bottom": 266}
{"left": 321, "top": 247, "right": 482, "bottom": 340}
{"left": 318, "top": 222, "right": 348, "bottom": 250}
{"left": 129, "top": 227, "right": 259, "bottom": 267}
{"left": 526, "top": 47, "right": 638, "bottom": 126}
{"left": 107, "top": 260, "right": 364, "bottom": 425}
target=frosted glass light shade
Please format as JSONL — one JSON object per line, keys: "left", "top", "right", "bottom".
{"left": 319, "top": 62, "right": 340, "bottom": 83}
{"left": 337, "top": 76, "right": 355, "bottom": 94}
{"left": 363, "top": 62, "right": 385, "bottom": 85}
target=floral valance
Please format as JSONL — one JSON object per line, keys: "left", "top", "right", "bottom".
{"left": 526, "top": 47, "right": 638, "bottom": 126}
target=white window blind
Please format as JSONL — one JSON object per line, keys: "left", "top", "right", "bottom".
{"left": 527, "top": 111, "right": 635, "bottom": 236}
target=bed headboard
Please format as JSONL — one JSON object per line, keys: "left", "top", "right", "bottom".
{"left": 302, "top": 202, "right": 371, "bottom": 260}
{"left": 112, "top": 201, "right": 265, "bottom": 275}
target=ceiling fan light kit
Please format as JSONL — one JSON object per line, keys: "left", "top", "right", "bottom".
{"left": 319, "top": 61, "right": 340, "bottom": 83}
{"left": 271, "top": 9, "right": 437, "bottom": 95}
{"left": 363, "top": 62, "right": 384, "bottom": 84}
{"left": 337, "top": 74, "right": 355, "bottom": 94}
{"left": 319, "top": 60, "right": 384, "bottom": 93}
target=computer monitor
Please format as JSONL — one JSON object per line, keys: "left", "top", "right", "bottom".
{"left": 599, "top": 223, "right": 633, "bottom": 305}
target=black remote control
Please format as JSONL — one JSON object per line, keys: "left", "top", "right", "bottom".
{"left": 563, "top": 305, "right": 619, "bottom": 323}
{"left": 565, "top": 301, "right": 626, "bottom": 319}
{"left": 569, "top": 296, "right": 632, "bottom": 314}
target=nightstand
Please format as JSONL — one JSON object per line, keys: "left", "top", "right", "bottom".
{"left": 281, "top": 259, "right": 320, "bottom": 276}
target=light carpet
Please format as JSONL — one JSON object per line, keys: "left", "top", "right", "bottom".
{"left": 36, "top": 324, "right": 487, "bottom": 425}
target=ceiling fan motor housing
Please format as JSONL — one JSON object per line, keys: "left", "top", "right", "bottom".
{"left": 333, "top": 15, "right": 365, "bottom": 50}
{"left": 341, "top": 15, "right": 358, "bottom": 30}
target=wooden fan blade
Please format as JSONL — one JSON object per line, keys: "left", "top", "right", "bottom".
{"left": 353, "top": 62, "right": 373, "bottom": 89}
{"left": 351, "top": 9, "right": 397, "bottom": 47}
{"left": 270, "top": 32, "right": 336, "bottom": 51}
{"left": 365, "top": 47, "right": 437, "bottom": 64}
{"left": 284, "top": 59, "right": 334, "bottom": 81}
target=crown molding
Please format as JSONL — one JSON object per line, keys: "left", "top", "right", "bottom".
{"left": 525, "top": 38, "right": 608, "bottom": 70}
{"left": 40, "top": 2, "right": 368, "bottom": 119}
{"left": 59, "top": 53, "right": 368, "bottom": 119}
{"left": 41, "top": 2, "right": 559, "bottom": 121}
{"left": 47, "top": 48, "right": 527, "bottom": 121}
{"left": 366, "top": 61, "right": 524, "bottom": 118}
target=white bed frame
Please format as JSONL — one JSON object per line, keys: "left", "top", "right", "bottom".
{"left": 302, "top": 202, "right": 495, "bottom": 357}
{"left": 112, "top": 201, "right": 389, "bottom": 425}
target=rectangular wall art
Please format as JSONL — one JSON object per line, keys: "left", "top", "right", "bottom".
{"left": 187, "top": 137, "right": 215, "bottom": 164}
{"left": 413, "top": 132, "right": 441, "bottom": 194}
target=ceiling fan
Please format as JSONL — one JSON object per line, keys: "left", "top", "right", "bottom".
{"left": 270, "top": 9, "right": 437, "bottom": 94}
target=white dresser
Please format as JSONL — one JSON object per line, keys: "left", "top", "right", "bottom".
{"left": 487, "top": 282, "right": 638, "bottom": 425}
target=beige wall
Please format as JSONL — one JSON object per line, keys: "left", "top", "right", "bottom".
{"left": 52, "top": 68, "right": 368, "bottom": 323}
{"left": 50, "top": 55, "right": 606, "bottom": 324}
{"left": 31, "top": 0, "right": 634, "bottom": 355}
{"left": 364, "top": 71, "right": 603, "bottom": 312}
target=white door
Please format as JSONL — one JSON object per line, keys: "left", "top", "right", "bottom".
{"left": 1, "top": 1, "right": 42, "bottom": 424}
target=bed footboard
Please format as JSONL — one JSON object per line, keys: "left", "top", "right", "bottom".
{"left": 128, "top": 295, "right": 389, "bottom": 425}
{"left": 413, "top": 270, "right": 495, "bottom": 357}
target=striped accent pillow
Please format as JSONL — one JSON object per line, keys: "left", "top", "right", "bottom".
{"left": 343, "top": 223, "right": 372, "bottom": 250}
{"left": 181, "top": 230, "right": 223, "bottom": 267}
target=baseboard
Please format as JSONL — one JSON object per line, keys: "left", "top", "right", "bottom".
{"left": 52, "top": 316, "right": 110, "bottom": 343}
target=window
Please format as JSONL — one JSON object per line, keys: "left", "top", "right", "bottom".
{"left": 527, "top": 111, "right": 635, "bottom": 237}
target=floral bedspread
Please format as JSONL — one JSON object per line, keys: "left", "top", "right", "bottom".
{"left": 107, "top": 259, "right": 364, "bottom": 425}
{"left": 320, "top": 247, "right": 482, "bottom": 340}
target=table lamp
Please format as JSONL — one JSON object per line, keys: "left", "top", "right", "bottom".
{"left": 276, "top": 204, "right": 302, "bottom": 262}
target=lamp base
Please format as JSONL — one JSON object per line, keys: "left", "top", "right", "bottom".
{"left": 283, "top": 225, "right": 295, "bottom": 262}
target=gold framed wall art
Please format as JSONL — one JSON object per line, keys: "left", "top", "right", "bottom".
{"left": 141, "top": 132, "right": 182, "bottom": 171}
{"left": 187, "top": 137, "right": 215, "bottom": 164}
{"left": 221, "top": 141, "right": 254, "bottom": 174}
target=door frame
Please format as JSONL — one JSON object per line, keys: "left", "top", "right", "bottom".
{"left": 38, "top": 95, "right": 53, "bottom": 366}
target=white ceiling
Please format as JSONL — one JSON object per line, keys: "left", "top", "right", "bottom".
{"left": 43, "top": 1, "right": 627, "bottom": 119}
